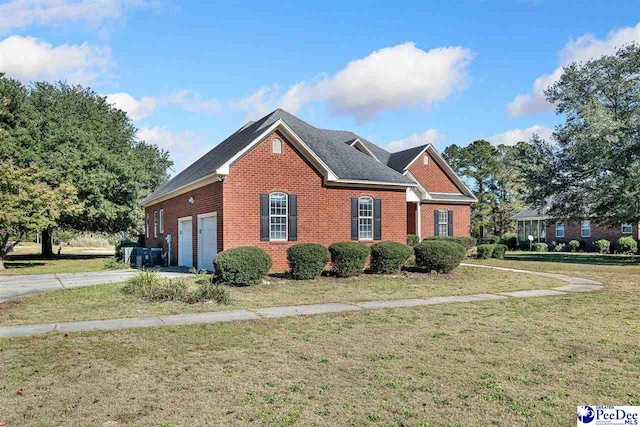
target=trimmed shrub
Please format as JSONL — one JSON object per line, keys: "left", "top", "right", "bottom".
{"left": 414, "top": 240, "right": 465, "bottom": 273}
{"left": 569, "top": 240, "right": 580, "bottom": 252}
{"left": 532, "top": 242, "right": 548, "bottom": 252}
{"left": 594, "top": 239, "right": 611, "bottom": 254}
{"left": 492, "top": 244, "right": 508, "bottom": 259}
{"left": 423, "top": 236, "right": 477, "bottom": 252}
{"left": 616, "top": 236, "right": 638, "bottom": 254}
{"left": 328, "top": 242, "right": 371, "bottom": 277}
{"left": 406, "top": 234, "right": 420, "bottom": 247}
{"left": 476, "top": 244, "right": 495, "bottom": 259}
{"left": 499, "top": 233, "right": 518, "bottom": 250}
{"left": 213, "top": 246, "right": 272, "bottom": 286}
{"left": 551, "top": 241, "right": 566, "bottom": 252}
{"left": 478, "top": 236, "right": 498, "bottom": 245}
{"left": 370, "top": 241, "right": 413, "bottom": 274}
{"left": 287, "top": 243, "right": 330, "bottom": 280}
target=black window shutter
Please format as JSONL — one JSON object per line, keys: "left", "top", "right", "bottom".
{"left": 434, "top": 210, "right": 438, "bottom": 236}
{"left": 260, "top": 194, "right": 269, "bottom": 241}
{"left": 288, "top": 194, "right": 298, "bottom": 241}
{"left": 448, "top": 210, "right": 454, "bottom": 236}
{"left": 351, "top": 198, "right": 358, "bottom": 240}
{"left": 374, "top": 199, "right": 382, "bottom": 240}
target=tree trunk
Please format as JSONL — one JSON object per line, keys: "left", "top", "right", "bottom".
{"left": 42, "top": 229, "right": 53, "bottom": 257}
{"left": 0, "top": 257, "right": 4, "bottom": 271}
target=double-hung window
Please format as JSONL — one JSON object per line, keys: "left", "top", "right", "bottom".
{"left": 581, "top": 220, "right": 591, "bottom": 238}
{"left": 622, "top": 223, "right": 633, "bottom": 234}
{"left": 556, "top": 221, "right": 564, "bottom": 238}
{"left": 269, "top": 192, "right": 287, "bottom": 241}
{"left": 438, "top": 209, "right": 448, "bottom": 236}
{"left": 159, "top": 209, "right": 164, "bottom": 234}
{"left": 145, "top": 213, "right": 150, "bottom": 238}
{"left": 153, "top": 211, "right": 158, "bottom": 238}
{"left": 358, "top": 197, "right": 373, "bottom": 240}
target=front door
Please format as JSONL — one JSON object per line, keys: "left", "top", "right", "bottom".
{"left": 178, "top": 218, "right": 193, "bottom": 268}
{"left": 198, "top": 213, "right": 217, "bottom": 271}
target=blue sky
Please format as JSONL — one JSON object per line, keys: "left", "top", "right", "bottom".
{"left": 1, "top": 1, "right": 639, "bottom": 175}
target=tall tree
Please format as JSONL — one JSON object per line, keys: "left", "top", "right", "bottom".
{"left": 0, "top": 75, "right": 173, "bottom": 255}
{"left": 0, "top": 161, "right": 81, "bottom": 269}
{"left": 444, "top": 140, "right": 527, "bottom": 238}
{"left": 521, "top": 44, "right": 640, "bottom": 225}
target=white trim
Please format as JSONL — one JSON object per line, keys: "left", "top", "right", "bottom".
{"left": 177, "top": 216, "right": 193, "bottom": 268}
{"left": 622, "top": 223, "right": 633, "bottom": 234}
{"left": 177, "top": 215, "right": 192, "bottom": 222}
{"left": 142, "top": 174, "right": 223, "bottom": 207}
{"left": 416, "top": 202, "right": 422, "bottom": 239}
{"left": 272, "top": 138, "right": 282, "bottom": 154}
{"left": 268, "top": 192, "right": 288, "bottom": 241}
{"left": 153, "top": 211, "right": 158, "bottom": 238}
{"left": 513, "top": 216, "right": 549, "bottom": 221}
{"left": 581, "top": 220, "right": 591, "bottom": 238}
{"left": 197, "top": 211, "right": 217, "bottom": 271}
{"left": 159, "top": 209, "right": 164, "bottom": 234}
{"left": 145, "top": 212, "right": 150, "bottom": 238}
{"left": 357, "top": 196, "right": 374, "bottom": 240}
{"left": 555, "top": 221, "right": 565, "bottom": 238}
{"left": 350, "top": 138, "right": 380, "bottom": 162}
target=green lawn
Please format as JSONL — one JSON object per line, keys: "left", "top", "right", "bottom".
{"left": 499, "top": 250, "right": 640, "bottom": 266}
{"left": 0, "top": 255, "right": 112, "bottom": 276}
{"left": 1, "top": 259, "right": 638, "bottom": 426}
{"left": 0, "top": 266, "right": 562, "bottom": 326}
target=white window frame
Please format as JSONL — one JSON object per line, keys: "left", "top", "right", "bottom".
{"left": 272, "top": 138, "right": 282, "bottom": 154}
{"left": 622, "top": 223, "right": 633, "bottom": 234}
{"left": 581, "top": 220, "right": 591, "bottom": 238}
{"left": 269, "top": 192, "right": 288, "bottom": 241}
{"left": 146, "top": 213, "right": 150, "bottom": 238}
{"left": 159, "top": 209, "right": 164, "bottom": 234}
{"left": 438, "top": 209, "right": 448, "bottom": 236}
{"left": 555, "top": 221, "right": 564, "bottom": 238}
{"left": 153, "top": 211, "right": 158, "bottom": 238}
{"left": 358, "top": 196, "right": 374, "bottom": 240}
{"left": 423, "top": 155, "right": 429, "bottom": 165}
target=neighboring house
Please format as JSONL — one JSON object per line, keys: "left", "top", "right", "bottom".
{"left": 511, "top": 205, "right": 638, "bottom": 247}
{"left": 142, "top": 109, "right": 476, "bottom": 271}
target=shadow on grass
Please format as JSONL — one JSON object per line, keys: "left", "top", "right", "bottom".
{"left": 505, "top": 252, "right": 640, "bottom": 266}
{"left": 7, "top": 254, "right": 109, "bottom": 261}
{"left": 3, "top": 262, "right": 47, "bottom": 269}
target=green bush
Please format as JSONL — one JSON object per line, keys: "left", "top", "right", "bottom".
{"left": 552, "top": 241, "right": 566, "bottom": 252}
{"left": 190, "top": 270, "right": 230, "bottom": 304}
{"left": 414, "top": 240, "right": 465, "bottom": 273}
{"left": 616, "top": 236, "right": 638, "bottom": 254}
{"left": 569, "top": 240, "right": 580, "bottom": 252}
{"left": 499, "top": 233, "right": 518, "bottom": 250}
{"left": 478, "top": 236, "right": 497, "bottom": 245}
{"left": 594, "top": 239, "right": 611, "bottom": 254}
{"left": 287, "top": 243, "right": 330, "bottom": 280}
{"left": 213, "top": 246, "right": 272, "bottom": 285}
{"left": 370, "top": 241, "right": 413, "bottom": 274}
{"left": 492, "top": 244, "right": 507, "bottom": 259}
{"left": 423, "top": 236, "right": 477, "bottom": 252}
{"left": 328, "top": 242, "right": 371, "bottom": 277}
{"left": 532, "top": 242, "right": 548, "bottom": 252}
{"left": 123, "top": 270, "right": 230, "bottom": 304}
{"left": 476, "top": 244, "right": 495, "bottom": 259}
{"left": 406, "top": 234, "right": 420, "bottom": 247}
{"left": 104, "top": 257, "right": 129, "bottom": 270}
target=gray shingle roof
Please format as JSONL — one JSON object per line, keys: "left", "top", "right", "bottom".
{"left": 322, "top": 129, "right": 392, "bottom": 165}
{"left": 387, "top": 145, "right": 428, "bottom": 172}
{"left": 143, "top": 109, "right": 413, "bottom": 203}
{"left": 429, "top": 193, "right": 476, "bottom": 202}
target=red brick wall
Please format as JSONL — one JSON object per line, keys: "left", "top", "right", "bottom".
{"left": 223, "top": 131, "right": 407, "bottom": 270}
{"left": 546, "top": 220, "right": 638, "bottom": 248}
{"left": 408, "top": 152, "right": 464, "bottom": 194}
{"left": 407, "top": 203, "right": 417, "bottom": 235}
{"left": 144, "top": 181, "right": 223, "bottom": 267}
{"left": 420, "top": 203, "right": 471, "bottom": 238}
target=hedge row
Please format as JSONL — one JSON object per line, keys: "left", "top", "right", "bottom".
{"left": 476, "top": 243, "right": 508, "bottom": 259}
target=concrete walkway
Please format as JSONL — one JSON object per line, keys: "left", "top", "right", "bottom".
{"left": 0, "top": 264, "right": 603, "bottom": 338}
{"left": 0, "top": 269, "right": 192, "bottom": 303}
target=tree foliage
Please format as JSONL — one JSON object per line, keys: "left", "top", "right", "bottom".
{"left": 443, "top": 140, "right": 527, "bottom": 237}
{"left": 0, "top": 74, "right": 172, "bottom": 252}
{"left": 0, "top": 160, "right": 81, "bottom": 269}
{"left": 518, "top": 44, "right": 640, "bottom": 226}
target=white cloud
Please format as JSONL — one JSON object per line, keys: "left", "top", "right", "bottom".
{"left": 0, "top": 0, "right": 149, "bottom": 34}
{"left": 0, "top": 35, "right": 110, "bottom": 84}
{"left": 507, "top": 22, "right": 640, "bottom": 117}
{"left": 386, "top": 129, "right": 447, "bottom": 152}
{"left": 237, "top": 42, "right": 474, "bottom": 122}
{"left": 137, "top": 126, "right": 209, "bottom": 175}
{"left": 105, "top": 92, "right": 157, "bottom": 120}
{"left": 166, "top": 89, "right": 221, "bottom": 114}
{"left": 485, "top": 125, "right": 553, "bottom": 146}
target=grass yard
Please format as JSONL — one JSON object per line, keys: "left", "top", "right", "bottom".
{"left": 0, "top": 266, "right": 562, "bottom": 326}
{"left": 0, "top": 255, "right": 112, "bottom": 276}
{"left": 0, "top": 260, "right": 639, "bottom": 426}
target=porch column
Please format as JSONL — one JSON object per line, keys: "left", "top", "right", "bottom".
{"left": 416, "top": 202, "right": 422, "bottom": 240}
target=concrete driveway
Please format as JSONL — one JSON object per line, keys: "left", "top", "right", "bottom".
{"left": 0, "top": 269, "right": 192, "bottom": 303}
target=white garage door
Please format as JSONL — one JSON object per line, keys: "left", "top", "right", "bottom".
{"left": 198, "top": 213, "right": 217, "bottom": 272}
{"left": 178, "top": 218, "right": 193, "bottom": 268}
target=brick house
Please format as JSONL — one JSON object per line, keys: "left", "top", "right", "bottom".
{"left": 141, "top": 109, "right": 476, "bottom": 271}
{"left": 512, "top": 205, "right": 639, "bottom": 248}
